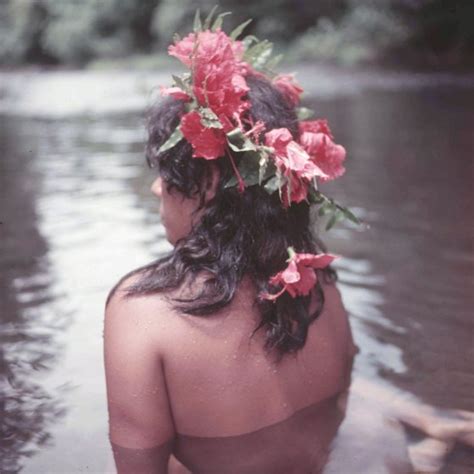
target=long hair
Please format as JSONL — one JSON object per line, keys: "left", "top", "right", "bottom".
{"left": 114, "top": 74, "right": 337, "bottom": 356}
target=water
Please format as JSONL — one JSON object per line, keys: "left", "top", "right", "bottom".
{"left": 1, "top": 68, "right": 473, "bottom": 473}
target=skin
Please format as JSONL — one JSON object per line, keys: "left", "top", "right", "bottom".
{"left": 150, "top": 164, "right": 220, "bottom": 245}
{"left": 105, "top": 173, "right": 474, "bottom": 474}
{"left": 150, "top": 176, "right": 200, "bottom": 245}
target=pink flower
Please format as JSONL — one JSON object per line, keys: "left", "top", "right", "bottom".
{"left": 285, "top": 141, "right": 326, "bottom": 181}
{"left": 168, "top": 32, "right": 197, "bottom": 67}
{"left": 180, "top": 111, "right": 226, "bottom": 160}
{"left": 160, "top": 86, "right": 191, "bottom": 101}
{"left": 170, "top": 30, "right": 249, "bottom": 121}
{"left": 265, "top": 128, "right": 328, "bottom": 203}
{"left": 273, "top": 74, "right": 303, "bottom": 106}
{"left": 285, "top": 173, "right": 309, "bottom": 204}
{"left": 299, "top": 131, "right": 346, "bottom": 182}
{"left": 298, "top": 120, "right": 346, "bottom": 182}
{"left": 299, "top": 120, "right": 334, "bottom": 139}
{"left": 262, "top": 251, "right": 338, "bottom": 300}
{"left": 265, "top": 127, "right": 293, "bottom": 156}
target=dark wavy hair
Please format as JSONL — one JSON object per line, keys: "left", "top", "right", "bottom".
{"left": 111, "top": 74, "right": 337, "bottom": 356}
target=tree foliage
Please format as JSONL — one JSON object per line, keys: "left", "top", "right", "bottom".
{"left": 0, "top": 0, "right": 472, "bottom": 67}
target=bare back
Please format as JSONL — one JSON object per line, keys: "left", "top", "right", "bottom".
{"left": 105, "top": 273, "right": 356, "bottom": 473}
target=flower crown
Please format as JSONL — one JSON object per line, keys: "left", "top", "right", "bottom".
{"left": 158, "top": 9, "right": 360, "bottom": 301}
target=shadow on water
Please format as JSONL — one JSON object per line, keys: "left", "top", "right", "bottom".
{"left": 0, "top": 116, "right": 71, "bottom": 473}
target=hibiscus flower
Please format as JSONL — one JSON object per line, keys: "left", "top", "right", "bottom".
{"left": 160, "top": 86, "right": 191, "bottom": 101}
{"left": 262, "top": 249, "right": 338, "bottom": 301}
{"left": 180, "top": 111, "right": 226, "bottom": 160}
{"left": 168, "top": 32, "right": 197, "bottom": 67}
{"left": 299, "top": 120, "right": 346, "bottom": 182}
{"left": 273, "top": 74, "right": 303, "bottom": 106}
{"left": 170, "top": 29, "right": 250, "bottom": 121}
{"left": 265, "top": 128, "right": 328, "bottom": 203}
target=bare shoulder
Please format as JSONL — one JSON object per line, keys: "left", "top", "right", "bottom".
{"left": 104, "top": 271, "right": 178, "bottom": 354}
{"left": 315, "top": 273, "right": 358, "bottom": 357}
{"left": 105, "top": 267, "right": 145, "bottom": 309}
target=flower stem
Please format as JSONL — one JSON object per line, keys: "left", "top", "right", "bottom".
{"left": 225, "top": 145, "right": 245, "bottom": 193}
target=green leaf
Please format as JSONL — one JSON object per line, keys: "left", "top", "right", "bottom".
{"left": 318, "top": 204, "right": 330, "bottom": 217}
{"left": 226, "top": 128, "right": 257, "bottom": 152}
{"left": 183, "top": 101, "right": 194, "bottom": 113}
{"left": 211, "top": 12, "right": 231, "bottom": 31}
{"left": 224, "top": 151, "right": 261, "bottom": 188}
{"left": 193, "top": 9, "right": 202, "bottom": 32}
{"left": 242, "top": 35, "right": 259, "bottom": 49}
{"left": 203, "top": 5, "right": 218, "bottom": 29}
{"left": 308, "top": 187, "right": 323, "bottom": 204}
{"left": 325, "top": 209, "right": 344, "bottom": 231}
{"left": 172, "top": 74, "right": 191, "bottom": 93}
{"left": 286, "top": 174, "right": 292, "bottom": 206}
{"left": 258, "top": 157, "right": 267, "bottom": 185}
{"left": 230, "top": 19, "right": 252, "bottom": 40}
{"left": 244, "top": 40, "right": 274, "bottom": 69}
{"left": 199, "top": 107, "right": 222, "bottom": 129}
{"left": 242, "top": 174, "right": 260, "bottom": 187}
{"left": 264, "top": 175, "right": 280, "bottom": 194}
{"left": 244, "top": 153, "right": 264, "bottom": 186}
{"left": 264, "top": 53, "right": 283, "bottom": 72}
{"left": 224, "top": 175, "right": 239, "bottom": 188}
{"left": 341, "top": 206, "right": 361, "bottom": 225}
{"left": 158, "top": 127, "right": 183, "bottom": 153}
{"left": 287, "top": 247, "right": 296, "bottom": 260}
{"left": 296, "top": 107, "right": 315, "bottom": 120}
{"left": 325, "top": 213, "right": 338, "bottom": 231}
{"left": 258, "top": 155, "right": 275, "bottom": 185}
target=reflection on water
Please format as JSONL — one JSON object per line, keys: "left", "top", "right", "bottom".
{"left": 0, "top": 117, "right": 69, "bottom": 473}
{"left": 0, "top": 73, "right": 473, "bottom": 472}
{"left": 315, "top": 88, "right": 474, "bottom": 409}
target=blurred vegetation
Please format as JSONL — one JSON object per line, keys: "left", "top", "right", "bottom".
{"left": 0, "top": 0, "right": 472, "bottom": 69}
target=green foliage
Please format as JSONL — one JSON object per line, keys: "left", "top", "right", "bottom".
{"left": 158, "top": 127, "right": 183, "bottom": 153}
{"left": 0, "top": 0, "right": 472, "bottom": 67}
{"left": 0, "top": 0, "right": 53, "bottom": 65}
{"left": 290, "top": 3, "right": 410, "bottom": 65}
{"left": 199, "top": 108, "right": 223, "bottom": 129}
{"left": 296, "top": 107, "right": 315, "bottom": 120}
{"left": 310, "top": 189, "right": 361, "bottom": 231}
{"left": 0, "top": 0, "right": 160, "bottom": 66}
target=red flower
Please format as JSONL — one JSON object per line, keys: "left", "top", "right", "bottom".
{"left": 168, "top": 32, "right": 197, "bottom": 67}
{"left": 264, "top": 127, "right": 292, "bottom": 155}
{"left": 180, "top": 111, "right": 226, "bottom": 160}
{"left": 299, "top": 120, "right": 334, "bottom": 139}
{"left": 299, "top": 120, "right": 346, "bottom": 182}
{"left": 170, "top": 29, "right": 249, "bottom": 121}
{"left": 265, "top": 128, "right": 328, "bottom": 203}
{"left": 273, "top": 74, "right": 303, "bottom": 106}
{"left": 160, "top": 86, "right": 191, "bottom": 101}
{"left": 262, "top": 250, "right": 338, "bottom": 301}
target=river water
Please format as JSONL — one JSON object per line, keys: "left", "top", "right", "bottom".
{"left": 0, "top": 66, "right": 473, "bottom": 473}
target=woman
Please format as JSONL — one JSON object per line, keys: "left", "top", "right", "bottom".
{"left": 104, "top": 18, "right": 473, "bottom": 474}
{"left": 104, "top": 14, "right": 359, "bottom": 471}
